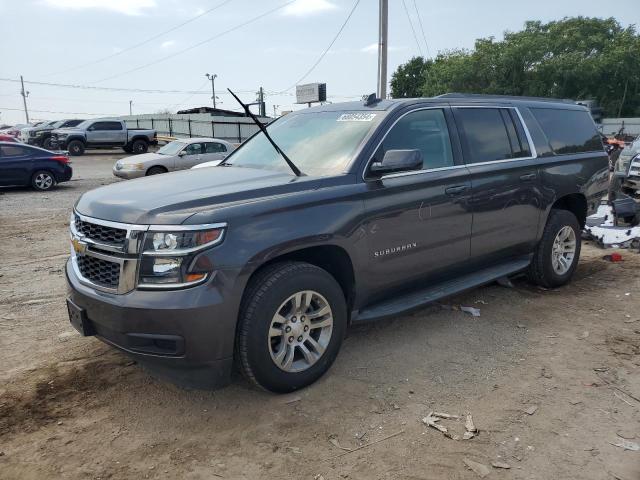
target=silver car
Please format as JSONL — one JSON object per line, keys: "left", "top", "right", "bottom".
{"left": 113, "top": 137, "right": 235, "bottom": 179}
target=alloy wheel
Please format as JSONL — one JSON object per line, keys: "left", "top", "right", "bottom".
{"left": 551, "top": 225, "right": 576, "bottom": 275}
{"left": 268, "top": 290, "right": 333, "bottom": 373}
{"left": 34, "top": 173, "right": 54, "bottom": 190}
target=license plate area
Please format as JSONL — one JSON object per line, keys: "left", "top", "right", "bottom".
{"left": 66, "top": 298, "right": 95, "bottom": 336}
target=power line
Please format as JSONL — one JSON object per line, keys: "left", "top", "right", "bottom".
{"left": 92, "top": 0, "right": 298, "bottom": 84}
{"left": 172, "top": 79, "right": 211, "bottom": 110}
{"left": 0, "top": 106, "right": 119, "bottom": 116}
{"left": 401, "top": 0, "right": 423, "bottom": 57}
{"left": 412, "top": 0, "right": 431, "bottom": 58}
{"left": 0, "top": 77, "right": 253, "bottom": 95}
{"left": 43, "top": 0, "right": 235, "bottom": 78}
{"left": 278, "top": 0, "right": 361, "bottom": 93}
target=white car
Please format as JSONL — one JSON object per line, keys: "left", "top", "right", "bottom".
{"left": 113, "top": 137, "right": 235, "bottom": 179}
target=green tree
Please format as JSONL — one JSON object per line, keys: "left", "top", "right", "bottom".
{"left": 391, "top": 17, "right": 640, "bottom": 117}
{"left": 390, "top": 56, "right": 430, "bottom": 98}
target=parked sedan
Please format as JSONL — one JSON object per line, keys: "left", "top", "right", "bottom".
{"left": 0, "top": 142, "right": 72, "bottom": 191}
{"left": 113, "top": 137, "right": 235, "bottom": 179}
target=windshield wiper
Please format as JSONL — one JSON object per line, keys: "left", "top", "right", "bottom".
{"left": 227, "top": 88, "right": 303, "bottom": 177}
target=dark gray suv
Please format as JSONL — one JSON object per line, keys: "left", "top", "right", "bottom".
{"left": 65, "top": 94, "right": 608, "bottom": 392}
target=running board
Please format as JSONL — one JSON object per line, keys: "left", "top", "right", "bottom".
{"left": 352, "top": 255, "right": 532, "bottom": 323}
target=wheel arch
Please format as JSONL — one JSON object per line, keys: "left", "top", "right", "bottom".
{"left": 145, "top": 165, "right": 168, "bottom": 175}
{"left": 550, "top": 193, "right": 588, "bottom": 229}
{"left": 243, "top": 244, "right": 356, "bottom": 318}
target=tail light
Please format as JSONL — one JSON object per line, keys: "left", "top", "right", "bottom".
{"left": 51, "top": 155, "right": 69, "bottom": 164}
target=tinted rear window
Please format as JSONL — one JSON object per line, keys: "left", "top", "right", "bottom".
{"left": 531, "top": 108, "right": 602, "bottom": 155}
{"left": 455, "top": 108, "right": 515, "bottom": 163}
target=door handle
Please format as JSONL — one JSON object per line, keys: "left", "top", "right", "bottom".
{"left": 445, "top": 185, "right": 469, "bottom": 196}
{"left": 519, "top": 173, "right": 537, "bottom": 181}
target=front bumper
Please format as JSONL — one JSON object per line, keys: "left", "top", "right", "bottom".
{"left": 65, "top": 258, "right": 241, "bottom": 389}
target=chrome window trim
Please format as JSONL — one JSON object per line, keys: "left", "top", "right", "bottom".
{"left": 363, "top": 105, "right": 539, "bottom": 181}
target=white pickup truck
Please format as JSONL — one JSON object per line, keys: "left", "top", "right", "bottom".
{"left": 50, "top": 119, "right": 157, "bottom": 156}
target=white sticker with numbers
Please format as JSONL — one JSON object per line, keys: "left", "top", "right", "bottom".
{"left": 337, "top": 113, "right": 377, "bottom": 122}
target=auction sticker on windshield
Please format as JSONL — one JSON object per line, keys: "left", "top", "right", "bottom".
{"left": 337, "top": 113, "right": 377, "bottom": 122}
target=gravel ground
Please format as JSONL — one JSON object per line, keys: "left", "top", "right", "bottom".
{"left": 0, "top": 152, "right": 639, "bottom": 480}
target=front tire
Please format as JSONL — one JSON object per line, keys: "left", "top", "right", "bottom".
{"left": 31, "top": 170, "right": 56, "bottom": 191}
{"left": 42, "top": 137, "right": 54, "bottom": 150}
{"left": 528, "top": 209, "right": 581, "bottom": 288}
{"left": 237, "top": 262, "right": 347, "bottom": 393}
{"left": 146, "top": 166, "right": 167, "bottom": 176}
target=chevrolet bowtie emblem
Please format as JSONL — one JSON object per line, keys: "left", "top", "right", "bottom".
{"left": 71, "top": 237, "right": 87, "bottom": 255}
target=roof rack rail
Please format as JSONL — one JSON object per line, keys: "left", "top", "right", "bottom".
{"left": 436, "top": 93, "right": 575, "bottom": 104}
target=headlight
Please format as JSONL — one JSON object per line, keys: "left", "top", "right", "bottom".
{"left": 616, "top": 156, "right": 632, "bottom": 174}
{"left": 138, "top": 226, "right": 225, "bottom": 288}
{"left": 35, "top": 131, "right": 44, "bottom": 136}
{"left": 121, "top": 163, "right": 144, "bottom": 171}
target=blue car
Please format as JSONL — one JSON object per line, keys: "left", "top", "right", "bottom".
{"left": 0, "top": 141, "right": 73, "bottom": 191}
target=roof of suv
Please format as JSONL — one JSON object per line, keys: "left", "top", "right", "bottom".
{"left": 306, "top": 93, "right": 586, "bottom": 114}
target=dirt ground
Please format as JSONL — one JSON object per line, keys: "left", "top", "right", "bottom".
{"left": 1, "top": 152, "right": 639, "bottom": 480}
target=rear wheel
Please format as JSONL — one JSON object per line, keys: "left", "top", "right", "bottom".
{"left": 131, "top": 139, "right": 148, "bottom": 154}
{"left": 146, "top": 166, "right": 167, "bottom": 176}
{"left": 67, "top": 140, "right": 85, "bottom": 156}
{"left": 528, "top": 209, "right": 581, "bottom": 288}
{"left": 31, "top": 170, "right": 56, "bottom": 191}
{"left": 236, "top": 262, "right": 347, "bottom": 393}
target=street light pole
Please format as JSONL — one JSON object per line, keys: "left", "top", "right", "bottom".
{"left": 376, "top": 0, "right": 388, "bottom": 99}
{"left": 129, "top": 100, "right": 133, "bottom": 116}
{"left": 206, "top": 73, "right": 217, "bottom": 109}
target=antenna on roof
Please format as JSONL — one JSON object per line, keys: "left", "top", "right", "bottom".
{"left": 362, "top": 93, "right": 381, "bottom": 106}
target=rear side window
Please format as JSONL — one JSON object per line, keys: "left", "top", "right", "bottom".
{"left": 1, "top": 145, "right": 28, "bottom": 157}
{"left": 378, "top": 108, "right": 454, "bottom": 170}
{"left": 455, "top": 108, "right": 531, "bottom": 163}
{"left": 91, "top": 121, "right": 123, "bottom": 131}
{"left": 205, "top": 142, "right": 227, "bottom": 153}
{"left": 531, "top": 108, "right": 602, "bottom": 154}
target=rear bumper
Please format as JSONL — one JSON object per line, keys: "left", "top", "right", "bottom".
{"left": 57, "top": 165, "right": 73, "bottom": 183}
{"left": 65, "top": 258, "right": 242, "bottom": 389}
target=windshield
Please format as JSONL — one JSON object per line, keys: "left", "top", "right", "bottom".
{"left": 158, "top": 141, "right": 187, "bottom": 155}
{"left": 50, "top": 121, "right": 64, "bottom": 128}
{"left": 225, "top": 111, "right": 381, "bottom": 176}
{"left": 70, "top": 120, "right": 92, "bottom": 129}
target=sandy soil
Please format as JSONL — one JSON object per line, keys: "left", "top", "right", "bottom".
{"left": 0, "top": 152, "right": 639, "bottom": 480}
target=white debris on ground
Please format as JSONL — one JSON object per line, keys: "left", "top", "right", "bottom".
{"left": 584, "top": 204, "right": 640, "bottom": 248}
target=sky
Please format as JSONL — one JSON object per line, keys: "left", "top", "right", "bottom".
{"left": 0, "top": 0, "right": 639, "bottom": 125}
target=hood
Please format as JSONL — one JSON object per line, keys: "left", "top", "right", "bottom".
{"left": 52, "top": 127, "right": 82, "bottom": 135}
{"left": 75, "top": 166, "right": 312, "bottom": 224}
{"left": 119, "top": 152, "right": 167, "bottom": 164}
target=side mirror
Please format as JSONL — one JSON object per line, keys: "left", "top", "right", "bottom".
{"left": 369, "top": 149, "right": 423, "bottom": 177}
{"left": 178, "top": 150, "right": 186, "bottom": 156}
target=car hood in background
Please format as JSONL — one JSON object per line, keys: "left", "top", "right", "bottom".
{"left": 118, "top": 152, "right": 168, "bottom": 165}
{"left": 75, "top": 166, "right": 313, "bottom": 225}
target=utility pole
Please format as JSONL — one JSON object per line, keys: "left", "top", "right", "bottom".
{"left": 20, "top": 75, "right": 30, "bottom": 123}
{"left": 376, "top": 0, "right": 388, "bottom": 99}
{"left": 206, "top": 73, "right": 217, "bottom": 109}
{"left": 129, "top": 100, "right": 133, "bottom": 116}
{"left": 273, "top": 104, "right": 279, "bottom": 118}
{"left": 257, "top": 87, "right": 265, "bottom": 117}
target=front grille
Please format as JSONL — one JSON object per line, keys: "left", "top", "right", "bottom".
{"left": 77, "top": 256, "right": 120, "bottom": 289}
{"left": 75, "top": 216, "right": 126, "bottom": 245}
